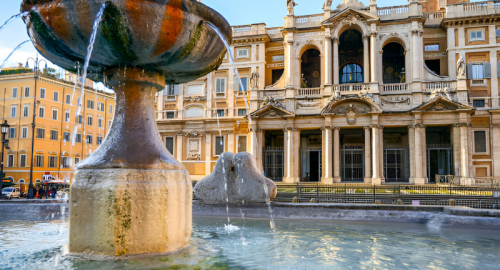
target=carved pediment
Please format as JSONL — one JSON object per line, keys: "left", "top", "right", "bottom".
{"left": 250, "top": 104, "right": 295, "bottom": 119}
{"left": 322, "top": 97, "right": 381, "bottom": 116}
{"left": 414, "top": 96, "right": 473, "bottom": 112}
{"left": 323, "top": 7, "right": 378, "bottom": 26}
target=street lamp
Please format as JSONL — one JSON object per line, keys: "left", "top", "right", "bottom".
{"left": 25, "top": 55, "right": 48, "bottom": 199}
{"left": 0, "top": 120, "right": 10, "bottom": 196}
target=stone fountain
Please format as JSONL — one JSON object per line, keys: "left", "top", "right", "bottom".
{"left": 21, "top": 0, "right": 231, "bottom": 256}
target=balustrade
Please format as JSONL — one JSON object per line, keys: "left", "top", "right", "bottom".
{"left": 382, "top": 83, "right": 409, "bottom": 92}
{"left": 334, "top": 84, "right": 369, "bottom": 92}
{"left": 297, "top": 88, "right": 322, "bottom": 96}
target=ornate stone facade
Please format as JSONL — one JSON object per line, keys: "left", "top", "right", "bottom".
{"left": 156, "top": 0, "right": 500, "bottom": 185}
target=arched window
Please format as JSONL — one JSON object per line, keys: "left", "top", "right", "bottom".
{"left": 340, "top": 64, "right": 363, "bottom": 84}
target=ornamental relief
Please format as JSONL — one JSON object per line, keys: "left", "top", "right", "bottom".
{"left": 423, "top": 101, "right": 459, "bottom": 112}
{"left": 326, "top": 102, "right": 371, "bottom": 115}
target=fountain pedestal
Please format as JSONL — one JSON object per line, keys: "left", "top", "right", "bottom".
{"left": 69, "top": 69, "right": 192, "bottom": 256}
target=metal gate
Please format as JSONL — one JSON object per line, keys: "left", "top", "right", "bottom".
{"left": 427, "top": 145, "right": 453, "bottom": 183}
{"left": 341, "top": 145, "right": 364, "bottom": 182}
{"left": 264, "top": 147, "right": 284, "bottom": 182}
{"left": 384, "top": 149, "right": 408, "bottom": 182}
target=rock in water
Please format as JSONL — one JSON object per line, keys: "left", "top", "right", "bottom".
{"left": 194, "top": 152, "right": 277, "bottom": 204}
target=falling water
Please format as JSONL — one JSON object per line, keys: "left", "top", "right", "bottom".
{"left": 207, "top": 22, "right": 278, "bottom": 231}
{"left": 71, "top": 3, "right": 106, "bottom": 146}
{"left": 75, "top": 2, "right": 106, "bottom": 118}
{"left": 205, "top": 22, "right": 254, "bottom": 128}
{"left": 0, "top": 40, "right": 30, "bottom": 72}
{"left": 0, "top": 12, "right": 29, "bottom": 34}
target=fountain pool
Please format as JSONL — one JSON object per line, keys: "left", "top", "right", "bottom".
{"left": 1, "top": 216, "right": 499, "bottom": 270}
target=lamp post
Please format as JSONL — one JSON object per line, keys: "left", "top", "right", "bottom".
{"left": 0, "top": 120, "right": 10, "bottom": 196}
{"left": 25, "top": 55, "right": 48, "bottom": 199}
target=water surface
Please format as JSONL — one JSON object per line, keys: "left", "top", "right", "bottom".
{"left": 1, "top": 217, "right": 499, "bottom": 269}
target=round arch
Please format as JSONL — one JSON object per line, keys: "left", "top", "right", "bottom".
{"left": 382, "top": 42, "right": 406, "bottom": 84}
{"left": 333, "top": 18, "right": 369, "bottom": 38}
{"left": 300, "top": 48, "right": 322, "bottom": 88}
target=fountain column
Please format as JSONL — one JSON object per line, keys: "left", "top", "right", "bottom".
{"left": 70, "top": 68, "right": 192, "bottom": 256}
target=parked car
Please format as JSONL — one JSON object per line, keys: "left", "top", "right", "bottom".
{"left": 1, "top": 187, "right": 21, "bottom": 199}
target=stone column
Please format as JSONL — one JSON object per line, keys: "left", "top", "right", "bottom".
{"left": 408, "top": 126, "right": 416, "bottom": 182}
{"left": 412, "top": 30, "right": 421, "bottom": 82}
{"left": 333, "top": 38, "right": 339, "bottom": 85}
{"left": 228, "top": 60, "right": 235, "bottom": 117}
{"left": 412, "top": 124, "right": 427, "bottom": 184}
{"left": 250, "top": 129, "right": 263, "bottom": 172}
{"left": 322, "top": 127, "right": 334, "bottom": 184}
{"left": 371, "top": 125, "right": 382, "bottom": 185}
{"left": 364, "top": 126, "right": 372, "bottom": 183}
{"left": 447, "top": 27, "right": 456, "bottom": 81}
{"left": 285, "top": 38, "right": 294, "bottom": 87}
{"left": 459, "top": 123, "right": 470, "bottom": 180}
{"left": 205, "top": 134, "right": 212, "bottom": 176}
{"left": 333, "top": 127, "right": 341, "bottom": 183}
{"left": 490, "top": 52, "right": 499, "bottom": 108}
{"left": 157, "top": 89, "right": 164, "bottom": 120}
{"left": 379, "top": 126, "right": 385, "bottom": 182}
{"left": 227, "top": 133, "right": 235, "bottom": 153}
{"left": 176, "top": 134, "right": 183, "bottom": 161}
{"left": 370, "top": 33, "right": 377, "bottom": 83}
{"left": 492, "top": 112, "right": 500, "bottom": 178}
{"left": 363, "top": 35, "right": 370, "bottom": 84}
{"left": 325, "top": 34, "right": 333, "bottom": 86}
{"left": 284, "top": 128, "right": 300, "bottom": 183}
{"left": 458, "top": 27, "right": 465, "bottom": 47}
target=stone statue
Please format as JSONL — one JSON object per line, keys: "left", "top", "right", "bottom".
{"left": 250, "top": 72, "right": 260, "bottom": 90}
{"left": 287, "top": 0, "right": 296, "bottom": 15}
{"left": 337, "top": 0, "right": 365, "bottom": 9}
{"left": 430, "top": 87, "right": 451, "bottom": 100}
{"left": 261, "top": 96, "right": 286, "bottom": 109}
{"left": 457, "top": 54, "right": 466, "bottom": 77}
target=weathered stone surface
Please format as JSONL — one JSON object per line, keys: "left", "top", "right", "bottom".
{"left": 194, "top": 152, "right": 277, "bottom": 205}
{"left": 69, "top": 169, "right": 192, "bottom": 256}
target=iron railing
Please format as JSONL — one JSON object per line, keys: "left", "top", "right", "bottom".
{"left": 274, "top": 183, "right": 500, "bottom": 209}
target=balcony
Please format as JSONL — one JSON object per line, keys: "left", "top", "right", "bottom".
{"left": 446, "top": 1, "right": 500, "bottom": 18}
{"left": 381, "top": 83, "right": 410, "bottom": 93}
{"left": 424, "top": 11, "right": 445, "bottom": 26}
{"left": 297, "top": 87, "right": 322, "bottom": 98}
{"left": 294, "top": 14, "right": 324, "bottom": 28}
{"left": 377, "top": 5, "right": 412, "bottom": 21}
{"left": 423, "top": 81, "right": 456, "bottom": 92}
{"left": 334, "top": 83, "right": 369, "bottom": 95}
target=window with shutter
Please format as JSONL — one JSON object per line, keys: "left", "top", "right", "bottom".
{"left": 474, "top": 130, "right": 487, "bottom": 153}
{"left": 215, "top": 78, "right": 226, "bottom": 97}
{"left": 165, "top": 137, "right": 174, "bottom": 154}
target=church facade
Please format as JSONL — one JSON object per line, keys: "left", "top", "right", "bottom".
{"left": 156, "top": 0, "right": 500, "bottom": 185}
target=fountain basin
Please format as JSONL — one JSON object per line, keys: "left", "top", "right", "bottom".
{"left": 21, "top": 0, "right": 231, "bottom": 84}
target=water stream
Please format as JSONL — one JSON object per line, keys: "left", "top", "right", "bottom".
{"left": 0, "top": 40, "right": 30, "bottom": 72}
{"left": 71, "top": 2, "right": 106, "bottom": 146}
{"left": 206, "top": 22, "right": 276, "bottom": 233}
{"left": 0, "top": 12, "right": 28, "bottom": 34}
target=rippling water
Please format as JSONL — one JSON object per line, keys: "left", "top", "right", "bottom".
{"left": 1, "top": 217, "right": 499, "bottom": 269}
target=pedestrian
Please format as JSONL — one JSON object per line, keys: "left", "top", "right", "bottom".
{"left": 39, "top": 188, "right": 45, "bottom": 199}
{"left": 51, "top": 186, "right": 57, "bottom": 199}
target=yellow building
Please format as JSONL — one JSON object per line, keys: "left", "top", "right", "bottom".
{"left": 0, "top": 68, "right": 115, "bottom": 185}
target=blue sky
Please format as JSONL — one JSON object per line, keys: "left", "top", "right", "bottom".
{"left": 0, "top": 0, "right": 481, "bottom": 71}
